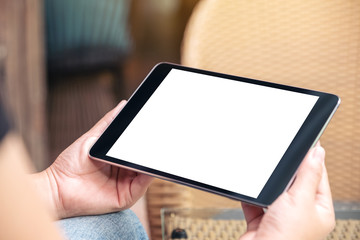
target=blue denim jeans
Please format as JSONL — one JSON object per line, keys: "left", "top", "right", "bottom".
{"left": 57, "top": 209, "right": 149, "bottom": 240}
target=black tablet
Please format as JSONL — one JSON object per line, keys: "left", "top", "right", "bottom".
{"left": 90, "top": 63, "right": 340, "bottom": 207}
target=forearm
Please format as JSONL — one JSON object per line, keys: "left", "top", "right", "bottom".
{"left": 31, "top": 169, "right": 65, "bottom": 219}
{"left": 0, "top": 134, "right": 64, "bottom": 240}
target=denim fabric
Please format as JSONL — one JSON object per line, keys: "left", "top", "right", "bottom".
{"left": 58, "top": 209, "right": 149, "bottom": 240}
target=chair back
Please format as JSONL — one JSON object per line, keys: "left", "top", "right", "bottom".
{"left": 182, "top": 0, "right": 360, "bottom": 202}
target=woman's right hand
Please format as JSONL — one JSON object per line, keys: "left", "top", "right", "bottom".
{"left": 240, "top": 145, "right": 335, "bottom": 240}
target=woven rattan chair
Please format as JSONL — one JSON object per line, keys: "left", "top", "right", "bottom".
{"left": 147, "top": 1, "right": 360, "bottom": 239}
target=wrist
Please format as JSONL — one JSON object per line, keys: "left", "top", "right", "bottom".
{"left": 31, "top": 168, "right": 66, "bottom": 219}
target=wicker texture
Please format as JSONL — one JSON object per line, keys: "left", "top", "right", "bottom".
{"left": 147, "top": 179, "right": 241, "bottom": 240}
{"left": 182, "top": 0, "right": 360, "bottom": 201}
{"left": 164, "top": 216, "right": 360, "bottom": 240}
{"left": 147, "top": 1, "right": 360, "bottom": 239}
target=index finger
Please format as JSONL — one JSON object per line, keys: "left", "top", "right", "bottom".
{"left": 288, "top": 146, "right": 325, "bottom": 199}
{"left": 315, "top": 163, "right": 333, "bottom": 210}
{"left": 241, "top": 202, "right": 264, "bottom": 231}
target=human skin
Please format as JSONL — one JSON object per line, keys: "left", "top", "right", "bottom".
{"left": 239, "top": 145, "right": 335, "bottom": 240}
{"left": 0, "top": 133, "right": 63, "bottom": 239}
{"left": 32, "top": 100, "right": 153, "bottom": 219}
{"left": 32, "top": 100, "right": 335, "bottom": 240}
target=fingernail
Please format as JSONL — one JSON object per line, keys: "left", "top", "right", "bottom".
{"left": 312, "top": 147, "right": 325, "bottom": 163}
{"left": 118, "top": 100, "right": 126, "bottom": 107}
{"left": 115, "top": 100, "right": 127, "bottom": 111}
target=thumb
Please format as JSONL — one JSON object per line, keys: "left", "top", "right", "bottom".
{"left": 288, "top": 146, "right": 325, "bottom": 198}
{"left": 87, "top": 100, "right": 127, "bottom": 138}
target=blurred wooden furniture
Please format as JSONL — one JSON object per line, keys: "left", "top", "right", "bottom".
{"left": 147, "top": 0, "right": 360, "bottom": 239}
{"left": 47, "top": 72, "right": 117, "bottom": 161}
{"left": 0, "top": 0, "right": 48, "bottom": 170}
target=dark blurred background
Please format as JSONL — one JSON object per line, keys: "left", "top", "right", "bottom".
{"left": 0, "top": 0, "right": 198, "bottom": 169}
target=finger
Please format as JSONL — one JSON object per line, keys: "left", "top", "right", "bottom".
{"left": 133, "top": 173, "right": 153, "bottom": 190}
{"left": 88, "top": 100, "right": 127, "bottom": 137}
{"left": 315, "top": 164, "right": 333, "bottom": 208}
{"left": 241, "top": 202, "right": 264, "bottom": 230}
{"left": 288, "top": 146, "right": 325, "bottom": 199}
{"left": 117, "top": 168, "right": 138, "bottom": 182}
{"left": 131, "top": 173, "right": 154, "bottom": 199}
{"left": 132, "top": 173, "right": 154, "bottom": 189}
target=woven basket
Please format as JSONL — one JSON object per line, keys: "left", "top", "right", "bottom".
{"left": 147, "top": 1, "right": 360, "bottom": 239}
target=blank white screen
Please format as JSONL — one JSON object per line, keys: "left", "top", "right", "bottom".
{"left": 107, "top": 69, "right": 318, "bottom": 198}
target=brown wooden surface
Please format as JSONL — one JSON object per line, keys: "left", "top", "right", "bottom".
{"left": 48, "top": 72, "right": 117, "bottom": 161}
{"left": 0, "top": 0, "right": 48, "bottom": 170}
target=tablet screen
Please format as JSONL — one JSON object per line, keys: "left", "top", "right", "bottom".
{"left": 106, "top": 68, "right": 319, "bottom": 199}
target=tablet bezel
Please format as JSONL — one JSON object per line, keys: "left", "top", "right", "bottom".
{"left": 89, "top": 62, "right": 340, "bottom": 207}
